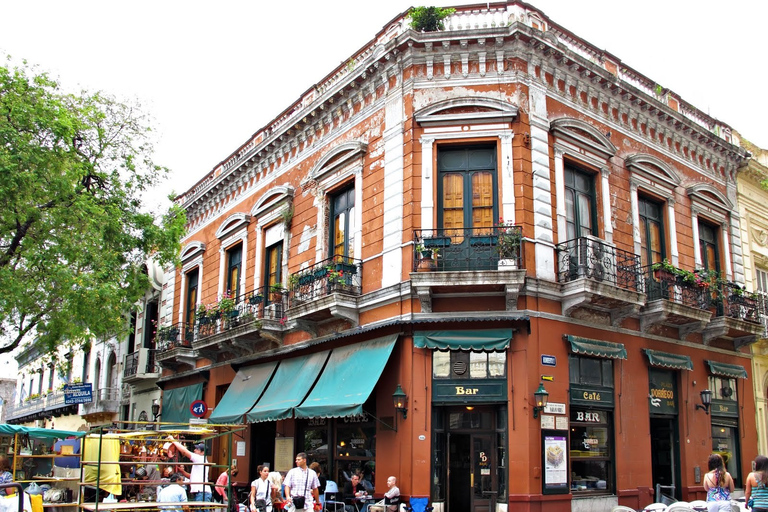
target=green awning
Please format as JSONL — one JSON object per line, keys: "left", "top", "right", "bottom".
{"left": 643, "top": 349, "right": 693, "bottom": 371}
{"left": 208, "top": 363, "right": 277, "bottom": 424}
{"left": 246, "top": 351, "right": 329, "bottom": 423}
{"left": 295, "top": 335, "right": 397, "bottom": 419}
{"left": 565, "top": 335, "right": 627, "bottom": 360}
{"left": 0, "top": 424, "right": 84, "bottom": 439}
{"left": 161, "top": 382, "right": 203, "bottom": 425}
{"left": 414, "top": 329, "right": 511, "bottom": 351}
{"left": 706, "top": 360, "right": 748, "bottom": 379}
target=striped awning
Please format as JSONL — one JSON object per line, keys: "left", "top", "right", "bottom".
{"left": 706, "top": 360, "right": 748, "bottom": 379}
{"left": 565, "top": 335, "right": 627, "bottom": 360}
{"left": 643, "top": 349, "right": 693, "bottom": 371}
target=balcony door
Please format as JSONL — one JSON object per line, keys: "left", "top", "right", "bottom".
{"left": 437, "top": 146, "right": 498, "bottom": 270}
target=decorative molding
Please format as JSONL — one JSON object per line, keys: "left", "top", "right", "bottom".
{"left": 180, "top": 242, "right": 206, "bottom": 263}
{"left": 215, "top": 213, "right": 251, "bottom": 240}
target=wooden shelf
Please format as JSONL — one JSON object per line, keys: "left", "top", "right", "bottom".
{"left": 43, "top": 503, "right": 78, "bottom": 508}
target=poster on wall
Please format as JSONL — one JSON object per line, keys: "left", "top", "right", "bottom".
{"left": 542, "top": 430, "right": 569, "bottom": 495}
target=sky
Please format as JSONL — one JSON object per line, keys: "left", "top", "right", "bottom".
{"left": 1, "top": 1, "right": 765, "bottom": 369}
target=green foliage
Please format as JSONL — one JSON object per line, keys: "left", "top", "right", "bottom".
{"left": 0, "top": 57, "right": 186, "bottom": 355}
{"left": 409, "top": 6, "right": 456, "bottom": 32}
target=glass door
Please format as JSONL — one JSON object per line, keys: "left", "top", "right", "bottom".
{"left": 471, "top": 434, "right": 495, "bottom": 512}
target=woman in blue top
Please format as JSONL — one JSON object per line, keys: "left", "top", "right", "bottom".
{"left": 0, "top": 456, "right": 13, "bottom": 495}
{"left": 746, "top": 455, "right": 768, "bottom": 511}
{"left": 704, "top": 453, "right": 734, "bottom": 512}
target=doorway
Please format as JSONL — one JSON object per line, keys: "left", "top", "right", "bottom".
{"left": 440, "top": 406, "right": 500, "bottom": 512}
{"left": 650, "top": 417, "right": 680, "bottom": 501}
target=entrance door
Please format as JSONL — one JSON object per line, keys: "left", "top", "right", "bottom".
{"left": 650, "top": 417, "right": 680, "bottom": 501}
{"left": 448, "top": 432, "right": 496, "bottom": 512}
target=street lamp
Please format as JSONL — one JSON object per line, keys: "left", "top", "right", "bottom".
{"left": 533, "top": 382, "right": 549, "bottom": 419}
{"left": 696, "top": 389, "right": 712, "bottom": 415}
{"left": 392, "top": 385, "right": 408, "bottom": 420}
{"left": 151, "top": 399, "right": 161, "bottom": 421}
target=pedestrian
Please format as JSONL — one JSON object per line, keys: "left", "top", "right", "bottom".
{"left": 283, "top": 453, "right": 320, "bottom": 512}
{"left": 158, "top": 473, "right": 190, "bottom": 512}
{"left": 250, "top": 465, "right": 272, "bottom": 512}
{"left": 267, "top": 472, "right": 285, "bottom": 504}
{"left": 216, "top": 466, "right": 238, "bottom": 504}
{"left": 383, "top": 476, "right": 400, "bottom": 512}
{"left": 703, "top": 453, "right": 734, "bottom": 511}
{"left": 170, "top": 439, "right": 212, "bottom": 505}
{"left": 745, "top": 455, "right": 768, "bottom": 511}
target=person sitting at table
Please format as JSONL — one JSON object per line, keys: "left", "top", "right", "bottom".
{"left": 343, "top": 474, "right": 366, "bottom": 512}
{"left": 158, "top": 473, "right": 190, "bottom": 512}
{"left": 136, "top": 465, "right": 162, "bottom": 500}
{"left": 383, "top": 477, "right": 399, "bottom": 512}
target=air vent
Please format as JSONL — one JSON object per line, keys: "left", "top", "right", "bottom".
{"left": 453, "top": 361, "right": 467, "bottom": 375}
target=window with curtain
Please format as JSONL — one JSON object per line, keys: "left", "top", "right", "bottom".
{"left": 699, "top": 222, "right": 720, "bottom": 272}
{"left": 185, "top": 268, "right": 199, "bottom": 327}
{"left": 330, "top": 187, "right": 355, "bottom": 259}
{"left": 226, "top": 243, "right": 242, "bottom": 299}
{"left": 266, "top": 242, "right": 283, "bottom": 297}
{"left": 564, "top": 166, "right": 596, "bottom": 240}
{"left": 639, "top": 197, "right": 665, "bottom": 267}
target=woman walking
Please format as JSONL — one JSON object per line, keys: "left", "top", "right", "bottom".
{"left": 703, "top": 453, "right": 734, "bottom": 512}
{"left": 745, "top": 455, "right": 768, "bottom": 511}
{"left": 250, "top": 465, "right": 273, "bottom": 512}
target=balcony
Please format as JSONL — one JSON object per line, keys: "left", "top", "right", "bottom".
{"left": 123, "top": 348, "right": 161, "bottom": 383}
{"left": 703, "top": 282, "right": 763, "bottom": 346}
{"left": 6, "top": 391, "right": 78, "bottom": 423}
{"left": 287, "top": 256, "right": 363, "bottom": 334}
{"left": 556, "top": 236, "right": 645, "bottom": 325}
{"left": 638, "top": 265, "right": 712, "bottom": 339}
{"left": 410, "top": 226, "right": 526, "bottom": 313}
{"left": 156, "top": 323, "right": 197, "bottom": 371}
{"left": 80, "top": 387, "right": 120, "bottom": 417}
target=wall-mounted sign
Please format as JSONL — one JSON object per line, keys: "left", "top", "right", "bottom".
{"left": 544, "top": 402, "right": 566, "bottom": 415}
{"left": 648, "top": 368, "right": 677, "bottom": 415}
{"left": 711, "top": 400, "right": 738, "bottom": 418}
{"left": 542, "top": 431, "right": 568, "bottom": 495}
{"left": 569, "top": 386, "right": 614, "bottom": 407}
{"left": 432, "top": 380, "right": 507, "bottom": 403}
{"left": 64, "top": 383, "right": 92, "bottom": 404}
{"left": 541, "top": 355, "right": 557, "bottom": 367}
{"left": 190, "top": 400, "right": 207, "bottom": 418}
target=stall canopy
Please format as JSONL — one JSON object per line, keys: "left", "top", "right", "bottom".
{"left": 208, "top": 363, "right": 277, "bottom": 424}
{"left": 565, "top": 335, "right": 627, "bottom": 360}
{"left": 643, "top": 349, "right": 694, "bottom": 371}
{"left": 0, "top": 424, "right": 83, "bottom": 440}
{"left": 161, "top": 382, "right": 203, "bottom": 424}
{"left": 246, "top": 351, "right": 329, "bottom": 423}
{"left": 295, "top": 334, "right": 397, "bottom": 419}
{"left": 706, "top": 360, "right": 748, "bottom": 379}
{"left": 414, "top": 329, "right": 511, "bottom": 351}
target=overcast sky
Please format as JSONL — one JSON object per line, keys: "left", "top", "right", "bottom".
{"left": 4, "top": 0, "right": 767, "bottom": 210}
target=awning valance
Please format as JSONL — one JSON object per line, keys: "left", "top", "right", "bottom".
{"left": 0, "top": 424, "right": 84, "bottom": 439}
{"left": 161, "top": 382, "right": 203, "bottom": 425}
{"left": 565, "top": 335, "right": 627, "bottom": 360}
{"left": 706, "top": 360, "right": 748, "bottom": 379}
{"left": 414, "top": 329, "right": 511, "bottom": 351}
{"left": 643, "top": 349, "right": 693, "bottom": 371}
{"left": 208, "top": 363, "right": 277, "bottom": 424}
{"left": 295, "top": 334, "right": 397, "bottom": 419}
{"left": 246, "top": 351, "right": 329, "bottom": 423}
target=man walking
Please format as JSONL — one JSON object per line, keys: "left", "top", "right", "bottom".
{"left": 283, "top": 453, "right": 320, "bottom": 511}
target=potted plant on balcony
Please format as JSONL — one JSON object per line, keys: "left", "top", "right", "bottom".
{"left": 270, "top": 283, "right": 284, "bottom": 303}
{"left": 219, "top": 292, "right": 237, "bottom": 318}
{"left": 248, "top": 292, "right": 263, "bottom": 305}
{"left": 496, "top": 220, "right": 521, "bottom": 269}
{"left": 651, "top": 259, "right": 677, "bottom": 281}
{"left": 416, "top": 244, "right": 438, "bottom": 271}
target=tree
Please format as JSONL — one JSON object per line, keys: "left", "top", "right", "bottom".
{"left": 0, "top": 58, "right": 186, "bottom": 355}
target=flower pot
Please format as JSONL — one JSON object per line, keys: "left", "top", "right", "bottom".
{"left": 248, "top": 294, "right": 263, "bottom": 305}
{"left": 654, "top": 269, "right": 674, "bottom": 281}
{"left": 417, "top": 257, "right": 436, "bottom": 272}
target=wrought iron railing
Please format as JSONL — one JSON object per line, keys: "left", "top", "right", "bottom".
{"left": 556, "top": 236, "right": 641, "bottom": 291}
{"left": 412, "top": 225, "right": 523, "bottom": 272}
{"left": 146, "top": 349, "right": 158, "bottom": 373}
{"left": 124, "top": 349, "right": 160, "bottom": 377}
{"left": 717, "top": 282, "right": 760, "bottom": 323}
{"left": 288, "top": 255, "right": 362, "bottom": 306}
{"left": 124, "top": 352, "right": 139, "bottom": 378}
{"left": 641, "top": 265, "right": 709, "bottom": 309}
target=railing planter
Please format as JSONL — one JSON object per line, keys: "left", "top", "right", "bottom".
{"left": 298, "top": 274, "right": 315, "bottom": 286}
{"left": 423, "top": 236, "right": 451, "bottom": 248}
{"left": 470, "top": 235, "right": 498, "bottom": 246}
{"left": 335, "top": 262, "right": 357, "bottom": 274}
{"left": 248, "top": 293, "right": 263, "bottom": 305}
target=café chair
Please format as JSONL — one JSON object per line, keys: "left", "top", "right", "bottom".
{"left": 323, "top": 481, "right": 344, "bottom": 512}
{"left": 611, "top": 506, "right": 636, "bottom": 512}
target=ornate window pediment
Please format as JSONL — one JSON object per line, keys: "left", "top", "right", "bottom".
{"left": 251, "top": 185, "right": 294, "bottom": 219}
{"left": 309, "top": 142, "right": 367, "bottom": 183}
{"left": 414, "top": 97, "right": 518, "bottom": 127}
{"left": 215, "top": 213, "right": 251, "bottom": 239}
{"left": 180, "top": 241, "right": 206, "bottom": 263}
{"left": 551, "top": 118, "right": 617, "bottom": 160}
{"left": 686, "top": 183, "right": 732, "bottom": 216}
{"left": 625, "top": 153, "right": 681, "bottom": 191}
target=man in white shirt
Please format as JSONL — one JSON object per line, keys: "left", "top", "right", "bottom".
{"left": 283, "top": 452, "right": 320, "bottom": 511}
{"left": 383, "top": 477, "right": 400, "bottom": 512}
{"left": 158, "top": 473, "right": 190, "bottom": 512}
{"left": 171, "top": 440, "right": 212, "bottom": 506}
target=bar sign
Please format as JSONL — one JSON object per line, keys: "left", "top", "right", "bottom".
{"left": 541, "top": 355, "right": 557, "bottom": 367}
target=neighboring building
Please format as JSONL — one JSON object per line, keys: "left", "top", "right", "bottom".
{"left": 0, "top": 378, "right": 17, "bottom": 424}
{"left": 736, "top": 133, "right": 768, "bottom": 457}
{"left": 157, "top": 3, "right": 760, "bottom": 512}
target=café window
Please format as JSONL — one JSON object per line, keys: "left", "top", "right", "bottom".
{"left": 570, "top": 409, "right": 613, "bottom": 494}
{"left": 336, "top": 415, "right": 376, "bottom": 490}
{"left": 302, "top": 417, "right": 329, "bottom": 477}
{"left": 433, "top": 351, "right": 506, "bottom": 379}
{"left": 569, "top": 355, "right": 613, "bottom": 387}
{"left": 709, "top": 375, "right": 737, "bottom": 402}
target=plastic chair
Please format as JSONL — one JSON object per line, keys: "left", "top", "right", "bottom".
{"left": 323, "top": 481, "right": 344, "bottom": 512}
{"left": 406, "top": 498, "right": 432, "bottom": 512}
{"left": 642, "top": 504, "right": 668, "bottom": 512}
{"left": 612, "top": 506, "right": 637, "bottom": 512}
{"left": 666, "top": 503, "right": 694, "bottom": 512}
{"left": 687, "top": 500, "right": 706, "bottom": 512}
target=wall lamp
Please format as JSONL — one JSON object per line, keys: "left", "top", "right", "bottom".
{"left": 533, "top": 382, "right": 549, "bottom": 419}
{"left": 151, "top": 399, "right": 162, "bottom": 421}
{"left": 695, "top": 389, "right": 712, "bottom": 415}
{"left": 393, "top": 384, "right": 408, "bottom": 420}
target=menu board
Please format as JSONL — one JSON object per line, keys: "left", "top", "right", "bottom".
{"left": 274, "top": 437, "right": 295, "bottom": 472}
{"left": 542, "top": 430, "right": 568, "bottom": 494}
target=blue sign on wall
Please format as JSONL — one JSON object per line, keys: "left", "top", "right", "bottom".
{"left": 541, "top": 355, "right": 557, "bottom": 367}
{"left": 64, "top": 383, "right": 93, "bottom": 404}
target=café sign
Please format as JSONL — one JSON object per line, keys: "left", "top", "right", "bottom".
{"left": 648, "top": 368, "right": 677, "bottom": 415}
{"left": 433, "top": 380, "right": 507, "bottom": 403}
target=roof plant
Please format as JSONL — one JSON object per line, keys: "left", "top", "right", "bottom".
{"left": 409, "top": 6, "right": 456, "bottom": 32}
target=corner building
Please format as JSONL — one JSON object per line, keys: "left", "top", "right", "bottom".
{"left": 157, "top": 3, "right": 761, "bottom": 511}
